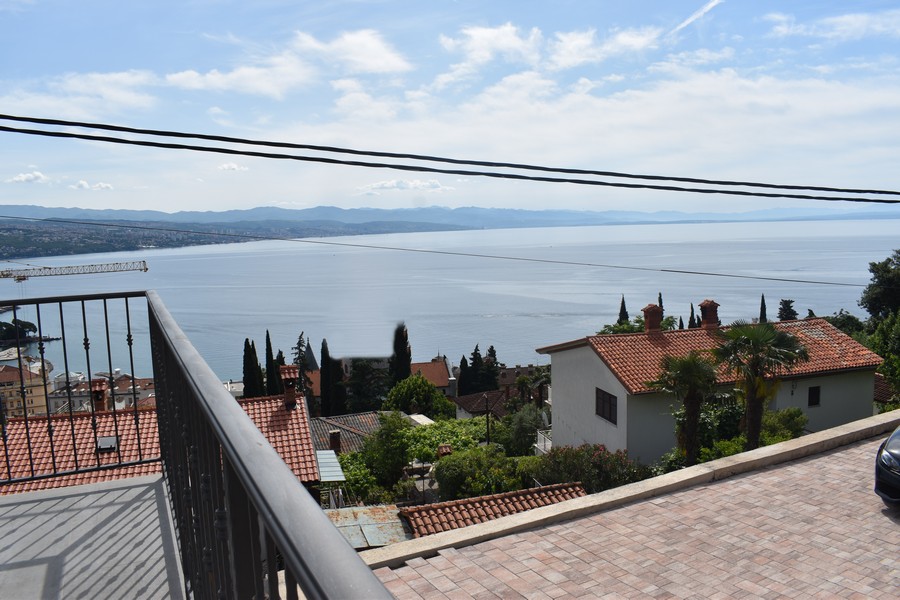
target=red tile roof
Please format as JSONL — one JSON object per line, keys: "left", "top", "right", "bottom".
{"left": 411, "top": 359, "right": 450, "bottom": 388}
{"left": 539, "top": 318, "right": 883, "bottom": 395}
{"left": 0, "top": 408, "right": 161, "bottom": 495}
{"left": 874, "top": 373, "right": 895, "bottom": 405}
{"left": 399, "top": 482, "right": 586, "bottom": 537}
{"left": 238, "top": 395, "right": 320, "bottom": 484}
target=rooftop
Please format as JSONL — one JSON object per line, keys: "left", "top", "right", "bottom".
{"left": 310, "top": 410, "right": 382, "bottom": 454}
{"left": 538, "top": 317, "right": 883, "bottom": 395}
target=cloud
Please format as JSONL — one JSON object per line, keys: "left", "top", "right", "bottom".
{"left": 650, "top": 47, "right": 735, "bottom": 73}
{"left": 54, "top": 70, "right": 158, "bottom": 109}
{"left": 548, "top": 27, "right": 662, "bottom": 70}
{"left": 292, "top": 30, "right": 412, "bottom": 74}
{"left": 766, "top": 9, "right": 900, "bottom": 41}
{"left": 669, "top": 0, "right": 725, "bottom": 36}
{"left": 69, "top": 180, "right": 113, "bottom": 190}
{"left": 357, "top": 179, "right": 452, "bottom": 195}
{"left": 218, "top": 162, "right": 248, "bottom": 171}
{"left": 434, "top": 23, "right": 543, "bottom": 89}
{"left": 166, "top": 52, "right": 315, "bottom": 99}
{"left": 6, "top": 171, "right": 49, "bottom": 184}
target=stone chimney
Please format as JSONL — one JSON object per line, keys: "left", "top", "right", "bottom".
{"left": 699, "top": 299, "right": 720, "bottom": 330}
{"left": 642, "top": 304, "right": 664, "bottom": 332}
{"left": 280, "top": 364, "right": 299, "bottom": 410}
{"left": 329, "top": 429, "right": 341, "bottom": 454}
{"left": 90, "top": 379, "right": 109, "bottom": 412}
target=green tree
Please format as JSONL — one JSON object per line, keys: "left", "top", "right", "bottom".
{"left": 483, "top": 345, "right": 500, "bottom": 391}
{"left": 713, "top": 321, "right": 809, "bottom": 451}
{"left": 361, "top": 411, "right": 412, "bottom": 489}
{"left": 759, "top": 294, "right": 768, "bottom": 323}
{"left": 291, "top": 331, "right": 315, "bottom": 400}
{"left": 859, "top": 249, "right": 900, "bottom": 322}
{"left": 504, "top": 404, "right": 546, "bottom": 457}
{"left": 617, "top": 295, "right": 629, "bottom": 325}
{"left": 242, "top": 338, "right": 264, "bottom": 399}
{"left": 457, "top": 355, "right": 471, "bottom": 395}
{"left": 320, "top": 339, "right": 335, "bottom": 417}
{"left": 433, "top": 445, "right": 520, "bottom": 501}
{"left": 405, "top": 417, "right": 486, "bottom": 463}
{"left": 384, "top": 373, "right": 454, "bottom": 419}
{"left": 688, "top": 303, "right": 698, "bottom": 329}
{"left": 869, "top": 310, "right": 900, "bottom": 393}
{"left": 345, "top": 358, "right": 390, "bottom": 413}
{"left": 264, "top": 330, "right": 283, "bottom": 396}
{"left": 658, "top": 292, "right": 664, "bottom": 311}
{"left": 777, "top": 299, "right": 798, "bottom": 321}
{"left": 388, "top": 322, "right": 412, "bottom": 387}
{"left": 648, "top": 351, "right": 718, "bottom": 466}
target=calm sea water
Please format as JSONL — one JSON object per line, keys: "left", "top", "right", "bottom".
{"left": 3, "top": 219, "right": 897, "bottom": 381}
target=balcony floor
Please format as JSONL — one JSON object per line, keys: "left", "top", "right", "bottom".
{"left": 0, "top": 474, "right": 185, "bottom": 599}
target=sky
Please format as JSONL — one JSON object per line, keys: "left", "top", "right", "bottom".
{"left": 1, "top": 0, "right": 900, "bottom": 215}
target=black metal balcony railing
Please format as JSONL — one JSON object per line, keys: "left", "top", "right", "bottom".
{"left": 0, "top": 291, "right": 390, "bottom": 599}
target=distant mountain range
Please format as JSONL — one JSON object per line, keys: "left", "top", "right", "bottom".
{"left": 1, "top": 204, "right": 897, "bottom": 229}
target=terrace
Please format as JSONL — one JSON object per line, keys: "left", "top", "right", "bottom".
{"left": 0, "top": 291, "right": 391, "bottom": 599}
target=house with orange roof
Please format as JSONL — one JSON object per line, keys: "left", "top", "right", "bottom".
{"left": 537, "top": 299, "right": 883, "bottom": 463}
{"left": 410, "top": 355, "right": 457, "bottom": 397}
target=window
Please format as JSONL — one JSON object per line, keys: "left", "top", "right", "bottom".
{"left": 595, "top": 388, "right": 617, "bottom": 425}
{"left": 808, "top": 386, "right": 821, "bottom": 407}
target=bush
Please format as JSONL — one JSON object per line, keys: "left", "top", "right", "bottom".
{"left": 761, "top": 407, "right": 807, "bottom": 445}
{"left": 433, "top": 444, "right": 520, "bottom": 501}
{"left": 337, "top": 452, "right": 391, "bottom": 505}
{"left": 653, "top": 447, "right": 687, "bottom": 475}
{"left": 699, "top": 436, "right": 746, "bottom": 462}
{"left": 405, "top": 417, "right": 485, "bottom": 463}
{"left": 529, "top": 444, "right": 650, "bottom": 494}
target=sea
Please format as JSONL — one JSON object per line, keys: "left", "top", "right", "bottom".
{"left": 2, "top": 219, "right": 896, "bottom": 382}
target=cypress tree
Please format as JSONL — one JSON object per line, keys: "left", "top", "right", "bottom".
{"left": 483, "top": 345, "right": 500, "bottom": 391}
{"left": 265, "top": 330, "right": 283, "bottom": 395}
{"left": 243, "top": 338, "right": 264, "bottom": 398}
{"left": 759, "top": 294, "right": 768, "bottom": 323}
{"left": 617, "top": 295, "right": 629, "bottom": 325}
{"left": 658, "top": 292, "right": 664, "bottom": 311}
{"left": 458, "top": 356, "right": 471, "bottom": 396}
{"left": 678, "top": 316, "right": 685, "bottom": 330}
{"left": 321, "top": 339, "right": 333, "bottom": 417}
{"left": 688, "top": 304, "right": 696, "bottom": 328}
{"left": 389, "top": 322, "right": 412, "bottom": 386}
{"left": 251, "top": 340, "right": 264, "bottom": 397}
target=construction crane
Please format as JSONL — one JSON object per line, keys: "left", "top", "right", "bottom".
{"left": 0, "top": 260, "right": 149, "bottom": 282}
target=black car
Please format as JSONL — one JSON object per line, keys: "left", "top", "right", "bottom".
{"left": 875, "top": 425, "right": 900, "bottom": 507}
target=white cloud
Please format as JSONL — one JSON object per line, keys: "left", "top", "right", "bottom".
{"left": 650, "top": 47, "right": 735, "bottom": 73}
{"left": 357, "top": 179, "right": 452, "bottom": 194}
{"left": 6, "top": 171, "right": 49, "bottom": 184}
{"left": 548, "top": 27, "right": 662, "bottom": 70}
{"left": 292, "top": 30, "right": 412, "bottom": 74}
{"left": 166, "top": 52, "right": 315, "bottom": 99}
{"left": 218, "top": 162, "right": 248, "bottom": 171}
{"left": 669, "top": 0, "right": 725, "bottom": 36}
{"left": 766, "top": 9, "right": 900, "bottom": 41}
{"left": 434, "top": 23, "right": 543, "bottom": 89}
{"left": 69, "top": 180, "right": 113, "bottom": 190}
{"left": 55, "top": 70, "right": 158, "bottom": 109}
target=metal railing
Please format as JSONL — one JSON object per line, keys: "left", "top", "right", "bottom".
{"left": 148, "top": 291, "right": 390, "bottom": 599}
{"left": 535, "top": 428, "right": 552, "bottom": 455}
{"left": 0, "top": 291, "right": 389, "bottom": 599}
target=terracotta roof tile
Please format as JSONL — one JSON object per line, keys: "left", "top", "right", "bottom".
{"left": 238, "top": 395, "right": 320, "bottom": 484}
{"left": 545, "top": 319, "right": 882, "bottom": 395}
{"left": 411, "top": 359, "right": 450, "bottom": 388}
{"left": 0, "top": 408, "right": 161, "bottom": 495}
{"left": 399, "top": 482, "right": 586, "bottom": 537}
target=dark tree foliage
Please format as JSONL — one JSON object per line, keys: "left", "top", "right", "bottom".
{"left": 291, "top": 331, "right": 315, "bottom": 401}
{"left": 678, "top": 316, "right": 685, "bottom": 330}
{"left": 859, "top": 249, "right": 900, "bottom": 322}
{"left": 361, "top": 411, "right": 412, "bottom": 489}
{"left": 0, "top": 319, "right": 37, "bottom": 345}
{"left": 824, "top": 309, "right": 866, "bottom": 336}
{"left": 346, "top": 358, "right": 390, "bottom": 413}
{"left": 242, "top": 338, "right": 264, "bottom": 399}
{"left": 658, "top": 292, "right": 664, "bottom": 311}
{"left": 264, "top": 330, "right": 283, "bottom": 396}
{"left": 617, "top": 295, "right": 629, "bottom": 325}
{"left": 777, "top": 299, "right": 799, "bottom": 321}
{"left": 759, "top": 294, "right": 768, "bottom": 323}
{"left": 320, "top": 339, "right": 334, "bottom": 417}
{"left": 688, "top": 303, "right": 698, "bottom": 328}
{"left": 389, "top": 322, "right": 412, "bottom": 387}
{"left": 459, "top": 345, "right": 500, "bottom": 394}
{"left": 457, "top": 356, "right": 471, "bottom": 395}
{"left": 484, "top": 346, "right": 500, "bottom": 390}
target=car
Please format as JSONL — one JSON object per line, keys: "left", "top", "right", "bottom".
{"left": 875, "top": 424, "right": 900, "bottom": 507}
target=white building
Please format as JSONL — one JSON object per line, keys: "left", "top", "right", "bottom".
{"left": 537, "top": 300, "right": 883, "bottom": 464}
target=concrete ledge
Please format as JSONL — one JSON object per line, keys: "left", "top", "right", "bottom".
{"left": 362, "top": 410, "right": 900, "bottom": 570}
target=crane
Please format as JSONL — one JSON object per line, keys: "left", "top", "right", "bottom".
{"left": 0, "top": 260, "right": 149, "bottom": 282}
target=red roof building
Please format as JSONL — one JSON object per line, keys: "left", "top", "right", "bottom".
{"left": 538, "top": 300, "right": 883, "bottom": 463}
{"left": 411, "top": 356, "right": 456, "bottom": 397}
{"left": 399, "top": 482, "right": 586, "bottom": 537}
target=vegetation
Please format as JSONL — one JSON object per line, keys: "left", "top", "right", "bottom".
{"left": 388, "top": 323, "right": 412, "bottom": 387}
{"left": 457, "top": 344, "right": 500, "bottom": 395}
{"left": 713, "top": 321, "right": 809, "bottom": 451}
{"left": 345, "top": 358, "right": 391, "bottom": 412}
{"left": 241, "top": 338, "right": 265, "bottom": 399}
{"left": 0, "top": 318, "right": 38, "bottom": 346}
{"left": 522, "top": 444, "right": 651, "bottom": 494}
{"left": 433, "top": 445, "right": 521, "bottom": 501}
{"left": 383, "top": 373, "right": 455, "bottom": 420}
{"left": 777, "top": 299, "right": 799, "bottom": 321}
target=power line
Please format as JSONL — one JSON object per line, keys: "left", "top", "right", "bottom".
{"left": 0, "top": 214, "right": 870, "bottom": 288}
{"left": 2, "top": 113, "right": 897, "bottom": 197}
{"left": 1, "top": 117, "right": 899, "bottom": 204}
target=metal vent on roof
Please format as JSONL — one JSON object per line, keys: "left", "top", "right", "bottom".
{"left": 97, "top": 436, "right": 118, "bottom": 453}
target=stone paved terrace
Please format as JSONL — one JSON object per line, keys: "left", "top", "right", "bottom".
{"left": 369, "top": 412, "right": 900, "bottom": 599}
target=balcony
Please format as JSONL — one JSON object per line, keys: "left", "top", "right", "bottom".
{"left": 0, "top": 291, "right": 390, "bottom": 599}
{"left": 534, "top": 428, "right": 552, "bottom": 455}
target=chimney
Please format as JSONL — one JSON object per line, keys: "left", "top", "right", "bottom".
{"left": 329, "top": 429, "right": 341, "bottom": 454}
{"left": 280, "top": 364, "right": 299, "bottom": 410}
{"left": 90, "top": 379, "right": 109, "bottom": 412}
{"left": 642, "top": 304, "right": 664, "bottom": 332}
{"left": 699, "top": 299, "right": 720, "bottom": 330}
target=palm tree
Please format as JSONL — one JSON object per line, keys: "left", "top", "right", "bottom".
{"left": 713, "top": 321, "right": 809, "bottom": 451}
{"left": 649, "top": 351, "right": 718, "bottom": 466}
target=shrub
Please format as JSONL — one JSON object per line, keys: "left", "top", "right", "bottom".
{"left": 529, "top": 444, "right": 650, "bottom": 494}
{"left": 699, "top": 436, "right": 746, "bottom": 462}
{"left": 337, "top": 452, "right": 391, "bottom": 505}
{"left": 433, "top": 444, "right": 519, "bottom": 501}
{"left": 761, "top": 407, "right": 807, "bottom": 445}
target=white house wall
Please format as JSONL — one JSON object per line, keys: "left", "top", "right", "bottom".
{"left": 550, "top": 345, "right": 629, "bottom": 453}
{"left": 772, "top": 370, "right": 876, "bottom": 432}
{"left": 625, "top": 392, "right": 679, "bottom": 464}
